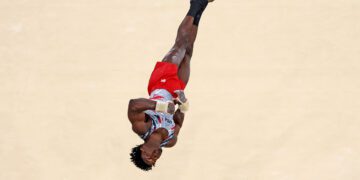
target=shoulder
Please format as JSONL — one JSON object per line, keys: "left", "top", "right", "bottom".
{"left": 130, "top": 113, "right": 150, "bottom": 135}
{"left": 163, "top": 135, "right": 178, "bottom": 148}
{"left": 128, "top": 108, "right": 146, "bottom": 124}
{"left": 132, "top": 122, "right": 148, "bottom": 136}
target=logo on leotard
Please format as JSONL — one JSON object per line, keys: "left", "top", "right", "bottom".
{"left": 160, "top": 79, "right": 166, "bottom": 83}
{"left": 165, "top": 118, "right": 172, "bottom": 124}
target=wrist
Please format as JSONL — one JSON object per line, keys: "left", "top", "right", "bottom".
{"left": 179, "top": 101, "right": 189, "bottom": 113}
{"left": 155, "top": 101, "right": 168, "bottom": 113}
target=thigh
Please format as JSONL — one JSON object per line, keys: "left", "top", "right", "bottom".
{"left": 177, "top": 54, "right": 191, "bottom": 85}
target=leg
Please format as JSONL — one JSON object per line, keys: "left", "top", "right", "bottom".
{"left": 162, "top": 16, "right": 197, "bottom": 67}
{"left": 163, "top": 0, "right": 211, "bottom": 84}
{"left": 177, "top": 26, "right": 197, "bottom": 85}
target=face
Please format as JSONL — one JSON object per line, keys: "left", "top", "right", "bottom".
{"left": 140, "top": 146, "right": 163, "bottom": 166}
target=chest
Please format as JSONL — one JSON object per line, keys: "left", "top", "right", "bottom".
{"left": 142, "top": 110, "right": 175, "bottom": 139}
{"left": 154, "top": 127, "right": 170, "bottom": 139}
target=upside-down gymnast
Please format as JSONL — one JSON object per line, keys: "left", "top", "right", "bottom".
{"left": 128, "top": 0, "right": 214, "bottom": 171}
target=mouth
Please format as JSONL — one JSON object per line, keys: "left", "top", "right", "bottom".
{"left": 145, "top": 159, "right": 155, "bottom": 166}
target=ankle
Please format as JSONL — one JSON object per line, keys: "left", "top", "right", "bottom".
{"left": 187, "top": 0, "right": 207, "bottom": 16}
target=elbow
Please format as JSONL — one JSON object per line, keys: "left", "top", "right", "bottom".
{"left": 128, "top": 99, "right": 137, "bottom": 111}
{"left": 129, "top": 99, "right": 135, "bottom": 105}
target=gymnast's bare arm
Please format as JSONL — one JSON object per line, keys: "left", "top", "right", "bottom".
{"left": 127, "top": 98, "right": 157, "bottom": 133}
{"left": 128, "top": 98, "right": 176, "bottom": 134}
{"left": 163, "top": 109, "right": 185, "bottom": 148}
{"left": 128, "top": 99, "right": 156, "bottom": 122}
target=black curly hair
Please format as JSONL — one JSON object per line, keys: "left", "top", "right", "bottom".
{"left": 130, "top": 145, "right": 153, "bottom": 171}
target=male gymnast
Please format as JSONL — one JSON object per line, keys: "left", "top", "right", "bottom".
{"left": 128, "top": 0, "right": 213, "bottom": 171}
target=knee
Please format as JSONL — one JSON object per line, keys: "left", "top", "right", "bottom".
{"left": 175, "top": 38, "right": 189, "bottom": 49}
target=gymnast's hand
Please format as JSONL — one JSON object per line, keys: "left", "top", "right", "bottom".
{"left": 167, "top": 102, "right": 176, "bottom": 114}
{"left": 174, "top": 90, "right": 189, "bottom": 113}
{"left": 174, "top": 90, "right": 187, "bottom": 104}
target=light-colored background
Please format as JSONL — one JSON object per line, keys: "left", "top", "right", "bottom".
{"left": 1, "top": 0, "right": 360, "bottom": 179}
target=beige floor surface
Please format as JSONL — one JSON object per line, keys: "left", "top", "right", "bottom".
{"left": 1, "top": 0, "right": 360, "bottom": 179}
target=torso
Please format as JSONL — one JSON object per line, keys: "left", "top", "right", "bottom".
{"left": 140, "top": 89, "right": 176, "bottom": 147}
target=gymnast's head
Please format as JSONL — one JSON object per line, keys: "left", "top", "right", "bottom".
{"left": 130, "top": 144, "right": 163, "bottom": 171}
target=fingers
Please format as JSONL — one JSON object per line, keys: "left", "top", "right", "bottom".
{"left": 174, "top": 90, "right": 187, "bottom": 103}
{"left": 173, "top": 99, "right": 182, "bottom": 105}
{"left": 173, "top": 90, "right": 189, "bottom": 113}
{"left": 167, "top": 102, "right": 176, "bottom": 114}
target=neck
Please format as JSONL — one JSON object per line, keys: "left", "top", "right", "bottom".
{"left": 144, "top": 133, "right": 162, "bottom": 149}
